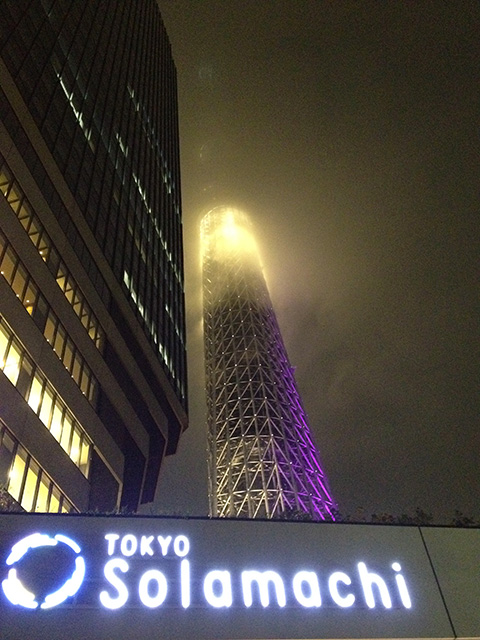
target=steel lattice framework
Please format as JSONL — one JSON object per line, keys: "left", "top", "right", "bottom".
{"left": 201, "top": 207, "right": 336, "bottom": 521}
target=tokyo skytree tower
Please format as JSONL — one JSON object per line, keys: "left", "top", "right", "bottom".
{"left": 201, "top": 207, "right": 336, "bottom": 520}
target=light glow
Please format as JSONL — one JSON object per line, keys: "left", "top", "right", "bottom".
{"left": 241, "top": 570, "right": 286, "bottom": 608}
{"left": 2, "top": 569, "right": 37, "bottom": 608}
{"left": 357, "top": 562, "right": 392, "bottom": 609}
{"left": 328, "top": 571, "right": 355, "bottom": 607}
{"left": 2, "top": 533, "right": 85, "bottom": 609}
{"left": 41, "top": 556, "right": 85, "bottom": 609}
{"left": 201, "top": 207, "right": 259, "bottom": 264}
{"left": 203, "top": 570, "right": 233, "bottom": 608}
{"left": 292, "top": 571, "right": 321, "bottom": 607}
{"left": 392, "top": 562, "right": 412, "bottom": 609}
{"left": 181, "top": 560, "right": 191, "bottom": 608}
{"left": 138, "top": 570, "right": 168, "bottom": 608}
{"left": 100, "top": 559, "right": 129, "bottom": 609}
{"left": 201, "top": 206, "right": 337, "bottom": 520}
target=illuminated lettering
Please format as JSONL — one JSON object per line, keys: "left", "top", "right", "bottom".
{"left": 140, "top": 536, "right": 154, "bottom": 556}
{"left": 174, "top": 535, "right": 190, "bottom": 557}
{"left": 100, "top": 559, "right": 129, "bottom": 609}
{"left": 292, "top": 571, "right": 321, "bottom": 607}
{"left": 105, "top": 533, "right": 119, "bottom": 556}
{"left": 203, "top": 570, "right": 233, "bottom": 608}
{"left": 138, "top": 570, "right": 167, "bottom": 608}
{"left": 2, "top": 533, "right": 85, "bottom": 610}
{"left": 103, "top": 533, "right": 191, "bottom": 558}
{"left": 120, "top": 535, "right": 137, "bottom": 557}
{"left": 328, "top": 572, "right": 355, "bottom": 608}
{"left": 4, "top": 531, "right": 416, "bottom": 615}
{"left": 392, "top": 563, "right": 412, "bottom": 609}
{"left": 157, "top": 535, "right": 172, "bottom": 556}
{"left": 2, "top": 569, "right": 37, "bottom": 609}
{"left": 180, "top": 560, "right": 190, "bottom": 608}
{"left": 357, "top": 562, "right": 392, "bottom": 609}
{"left": 241, "top": 570, "right": 286, "bottom": 608}
{"left": 41, "top": 555, "right": 85, "bottom": 609}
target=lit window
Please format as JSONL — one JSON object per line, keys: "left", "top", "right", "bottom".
{"left": 53, "top": 324, "right": 66, "bottom": 355}
{"left": 39, "top": 385, "right": 53, "bottom": 426}
{"left": 8, "top": 450, "right": 26, "bottom": 503}
{"left": 63, "top": 340, "right": 74, "bottom": 370}
{"left": 22, "top": 460, "right": 39, "bottom": 512}
{"left": 3, "top": 341, "right": 22, "bottom": 385}
{"left": 49, "top": 486, "right": 60, "bottom": 513}
{"left": 79, "top": 437, "right": 90, "bottom": 475}
{"left": 27, "top": 374, "right": 43, "bottom": 413}
{"left": 60, "top": 413, "right": 73, "bottom": 453}
{"left": 35, "top": 475, "right": 50, "bottom": 512}
{"left": 50, "top": 401, "right": 63, "bottom": 440}
{"left": 23, "top": 281, "right": 38, "bottom": 315}
{"left": 17, "top": 200, "right": 33, "bottom": 228}
{"left": 0, "top": 323, "right": 9, "bottom": 362}
{"left": 44, "top": 312, "right": 56, "bottom": 344}
{"left": 70, "top": 430, "right": 81, "bottom": 466}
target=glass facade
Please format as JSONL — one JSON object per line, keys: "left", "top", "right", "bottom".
{"left": 0, "top": 211, "right": 98, "bottom": 405}
{"left": 0, "top": 421, "right": 75, "bottom": 513}
{"left": 0, "top": 0, "right": 187, "bottom": 512}
{"left": 0, "top": 0, "right": 186, "bottom": 401}
{"left": 0, "top": 317, "right": 92, "bottom": 476}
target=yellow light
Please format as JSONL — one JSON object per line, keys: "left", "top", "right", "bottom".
{"left": 201, "top": 207, "right": 260, "bottom": 263}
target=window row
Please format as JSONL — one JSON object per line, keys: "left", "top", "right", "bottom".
{"left": 0, "top": 317, "right": 92, "bottom": 476}
{"left": 0, "top": 229, "right": 38, "bottom": 315}
{"left": 0, "top": 423, "right": 76, "bottom": 513}
{"left": 55, "top": 260, "right": 103, "bottom": 349}
{"left": 0, "top": 229, "right": 98, "bottom": 403}
{"left": 0, "top": 159, "right": 105, "bottom": 350}
{"left": 44, "top": 309, "right": 97, "bottom": 402}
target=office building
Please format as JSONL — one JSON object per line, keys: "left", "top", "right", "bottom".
{"left": 0, "top": 0, "right": 187, "bottom": 513}
{"left": 201, "top": 207, "right": 335, "bottom": 520}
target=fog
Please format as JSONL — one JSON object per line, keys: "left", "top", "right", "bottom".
{"left": 153, "top": 1, "right": 480, "bottom": 521}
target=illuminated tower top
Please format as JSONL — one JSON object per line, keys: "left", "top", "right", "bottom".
{"left": 201, "top": 206, "right": 335, "bottom": 521}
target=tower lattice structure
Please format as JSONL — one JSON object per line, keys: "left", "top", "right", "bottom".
{"left": 201, "top": 207, "right": 336, "bottom": 520}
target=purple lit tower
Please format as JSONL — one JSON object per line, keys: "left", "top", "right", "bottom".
{"left": 201, "top": 207, "right": 336, "bottom": 520}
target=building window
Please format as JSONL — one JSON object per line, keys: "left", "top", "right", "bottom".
{"left": 0, "top": 157, "right": 105, "bottom": 351}
{"left": 0, "top": 421, "right": 76, "bottom": 513}
{"left": 0, "top": 317, "right": 92, "bottom": 477}
{"left": 0, "top": 230, "right": 98, "bottom": 404}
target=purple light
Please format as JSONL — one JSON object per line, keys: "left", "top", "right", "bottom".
{"left": 202, "top": 207, "right": 336, "bottom": 520}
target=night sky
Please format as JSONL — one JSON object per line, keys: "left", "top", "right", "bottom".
{"left": 153, "top": 1, "right": 479, "bottom": 521}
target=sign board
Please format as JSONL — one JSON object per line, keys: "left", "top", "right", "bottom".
{"left": 0, "top": 513, "right": 477, "bottom": 639}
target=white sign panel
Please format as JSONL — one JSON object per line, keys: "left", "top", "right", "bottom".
{"left": 0, "top": 514, "right": 458, "bottom": 639}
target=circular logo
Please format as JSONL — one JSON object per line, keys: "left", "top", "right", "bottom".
{"left": 2, "top": 533, "right": 85, "bottom": 609}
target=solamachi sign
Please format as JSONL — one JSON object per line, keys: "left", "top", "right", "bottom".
{"left": 0, "top": 513, "right": 477, "bottom": 639}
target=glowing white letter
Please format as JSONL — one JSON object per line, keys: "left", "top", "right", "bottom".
{"left": 292, "top": 571, "right": 321, "bottom": 607}
{"left": 138, "top": 570, "right": 167, "bottom": 608}
{"left": 140, "top": 536, "right": 154, "bottom": 556}
{"left": 358, "top": 562, "right": 392, "bottom": 609}
{"left": 100, "top": 559, "right": 129, "bottom": 609}
{"left": 120, "top": 535, "right": 137, "bottom": 557}
{"left": 174, "top": 535, "right": 190, "bottom": 557}
{"left": 203, "top": 570, "right": 233, "bottom": 608}
{"left": 392, "top": 563, "right": 412, "bottom": 609}
{"left": 181, "top": 560, "right": 191, "bottom": 608}
{"left": 328, "top": 572, "right": 355, "bottom": 607}
{"left": 241, "top": 570, "right": 286, "bottom": 608}
{"left": 105, "top": 534, "right": 119, "bottom": 556}
{"left": 157, "top": 535, "right": 172, "bottom": 556}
